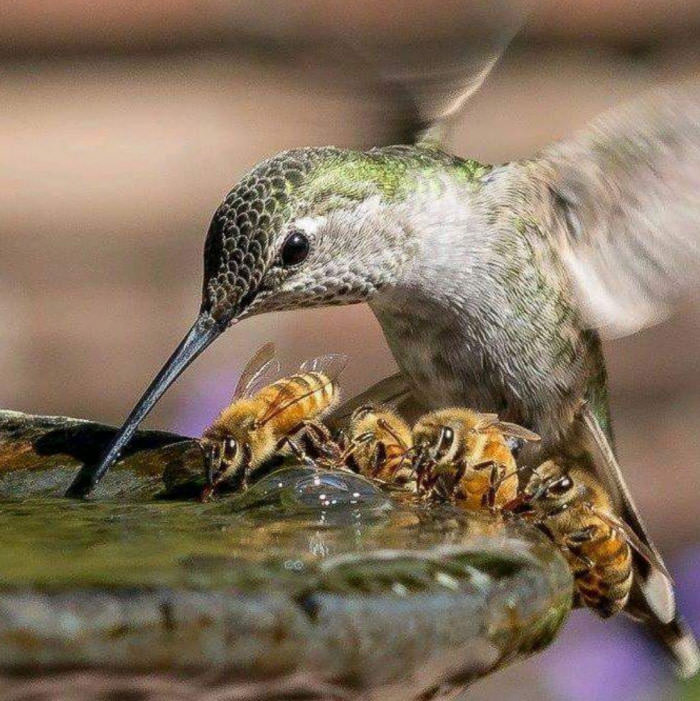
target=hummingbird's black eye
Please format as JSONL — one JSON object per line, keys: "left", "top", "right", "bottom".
{"left": 280, "top": 230, "right": 310, "bottom": 267}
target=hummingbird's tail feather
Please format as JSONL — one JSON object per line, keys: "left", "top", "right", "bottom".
{"left": 660, "top": 617, "right": 700, "bottom": 680}
{"left": 579, "top": 403, "right": 676, "bottom": 616}
{"left": 626, "top": 589, "right": 700, "bottom": 679}
{"left": 580, "top": 402, "right": 699, "bottom": 678}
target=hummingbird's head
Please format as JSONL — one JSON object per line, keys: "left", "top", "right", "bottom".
{"left": 66, "top": 145, "right": 445, "bottom": 497}
{"left": 200, "top": 146, "right": 422, "bottom": 327}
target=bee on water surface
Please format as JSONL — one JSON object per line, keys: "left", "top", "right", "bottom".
{"left": 342, "top": 405, "right": 414, "bottom": 487}
{"left": 412, "top": 408, "right": 540, "bottom": 509}
{"left": 199, "top": 343, "right": 346, "bottom": 499}
{"left": 512, "top": 460, "right": 672, "bottom": 618}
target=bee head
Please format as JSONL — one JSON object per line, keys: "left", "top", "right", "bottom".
{"left": 526, "top": 461, "right": 578, "bottom": 512}
{"left": 413, "top": 420, "right": 458, "bottom": 463}
{"left": 411, "top": 419, "right": 457, "bottom": 495}
{"left": 199, "top": 426, "right": 246, "bottom": 486}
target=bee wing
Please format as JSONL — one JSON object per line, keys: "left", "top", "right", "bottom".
{"left": 472, "top": 414, "right": 540, "bottom": 441}
{"left": 256, "top": 353, "right": 348, "bottom": 427}
{"left": 580, "top": 402, "right": 676, "bottom": 623}
{"left": 326, "top": 372, "right": 418, "bottom": 429}
{"left": 587, "top": 505, "right": 673, "bottom": 584}
{"left": 477, "top": 413, "right": 500, "bottom": 425}
{"left": 471, "top": 413, "right": 500, "bottom": 433}
{"left": 232, "top": 342, "right": 281, "bottom": 400}
{"left": 300, "top": 352, "right": 348, "bottom": 378}
{"left": 493, "top": 421, "right": 541, "bottom": 442}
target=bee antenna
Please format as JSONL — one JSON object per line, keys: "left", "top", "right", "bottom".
{"left": 376, "top": 418, "right": 409, "bottom": 451}
{"left": 491, "top": 463, "right": 529, "bottom": 490}
{"left": 395, "top": 444, "right": 420, "bottom": 460}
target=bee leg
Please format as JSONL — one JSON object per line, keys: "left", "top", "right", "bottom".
{"left": 199, "top": 443, "right": 225, "bottom": 501}
{"left": 199, "top": 484, "right": 214, "bottom": 503}
{"left": 277, "top": 436, "right": 317, "bottom": 468}
{"left": 327, "top": 432, "right": 374, "bottom": 475}
{"left": 335, "top": 429, "right": 348, "bottom": 452}
{"left": 388, "top": 453, "right": 413, "bottom": 487}
{"left": 337, "top": 432, "right": 374, "bottom": 463}
{"left": 567, "top": 526, "right": 599, "bottom": 544}
{"left": 474, "top": 461, "right": 500, "bottom": 509}
{"left": 569, "top": 550, "right": 596, "bottom": 570}
{"left": 328, "top": 429, "right": 357, "bottom": 472}
{"left": 450, "top": 462, "right": 468, "bottom": 500}
{"left": 560, "top": 534, "right": 596, "bottom": 569}
{"left": 561, "top": 526, "right": 601, "bottom": 567}
{"left": 413, "top": 452, "right": 427, "bottom": 494}
{"left": 296, "top": 420, "right": 341, "bottom": 465}
{"left": 414, "top": 452, "right": 436, "bottom": 497}
{"left": 502, "top": 494, "right": 534, "bottom": 515}
{"left": 489, "top": 462, "right": 504, "bottom": 510}
{"left": 301, "top": 420, "right": 333, "bottom": 443}
{"left": 369, "top": 442, "right": 387, "bottom": 478}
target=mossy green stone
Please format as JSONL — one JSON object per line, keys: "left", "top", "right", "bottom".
{"left": 0, "top": 410, "right": 573, "bottom": 699}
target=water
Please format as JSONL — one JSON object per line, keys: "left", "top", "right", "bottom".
{"left": 0, "top": 467, "right": 537, "bottom": 593}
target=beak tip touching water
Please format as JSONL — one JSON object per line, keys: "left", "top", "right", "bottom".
{"left": 64, "top": 312, "right": 224, "bottom": 499}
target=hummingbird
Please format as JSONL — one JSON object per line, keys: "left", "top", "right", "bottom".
{"left": 65, "top": 20, "right": 700, "bottom": 676}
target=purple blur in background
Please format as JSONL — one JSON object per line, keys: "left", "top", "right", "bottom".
{"left": 2, "top": 1, "right": 699, "bottom": 699}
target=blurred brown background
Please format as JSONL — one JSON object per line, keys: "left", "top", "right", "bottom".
{"left": 0, "top": 2, "right": 699, "bottom": 698}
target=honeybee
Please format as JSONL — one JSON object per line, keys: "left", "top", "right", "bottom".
{"left": 342, "top": 405, "right": 414, "bottom": 487}
{"left": 412, "top": 408, "right": 540, "bottom": 509}
{"left": 512, "top": 460, "right": 672, "bottom": 619}
{"left": 199, "top": 343, "right": 347, "bottom": 498}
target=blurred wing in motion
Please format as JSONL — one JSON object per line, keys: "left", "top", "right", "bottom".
{"left": 233, "top": 342, "right": 281, "bottom": 399}
{"left": 535, "top": 82, "right": 700, "bottom": 337}
{"left": 355, "top": 0, "right": 532, "bottom": 144}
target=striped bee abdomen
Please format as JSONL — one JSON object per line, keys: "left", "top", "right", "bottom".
{"left": 570, "top": 526, "right": 633, "bottom": 618}
{"left": 257, "top": 372, "right": 338, "bottom": 435}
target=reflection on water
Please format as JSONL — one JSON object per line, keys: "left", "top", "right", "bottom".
{"left": 0, "top": 466, "right": 548, "bottom": 593}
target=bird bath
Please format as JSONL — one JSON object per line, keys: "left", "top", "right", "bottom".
{"left": 0, "top": 410, "right": 572, "bottom": 700}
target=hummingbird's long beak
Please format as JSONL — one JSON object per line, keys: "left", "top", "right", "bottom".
{"left": 65, "top": 312, "right": 224, "bottom": 498}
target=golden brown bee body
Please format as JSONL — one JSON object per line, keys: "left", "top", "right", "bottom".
{"left": 412, "top": 408, "right": 539, "bottom": 509}
{"left": 344, "top": 405, "right": 414, "bottom": 486}
{"left": 199, "top": 343, "right": 345, "bottom": 496}
{"left": 519, "top": 461, "right": 669, "bottom": 619}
